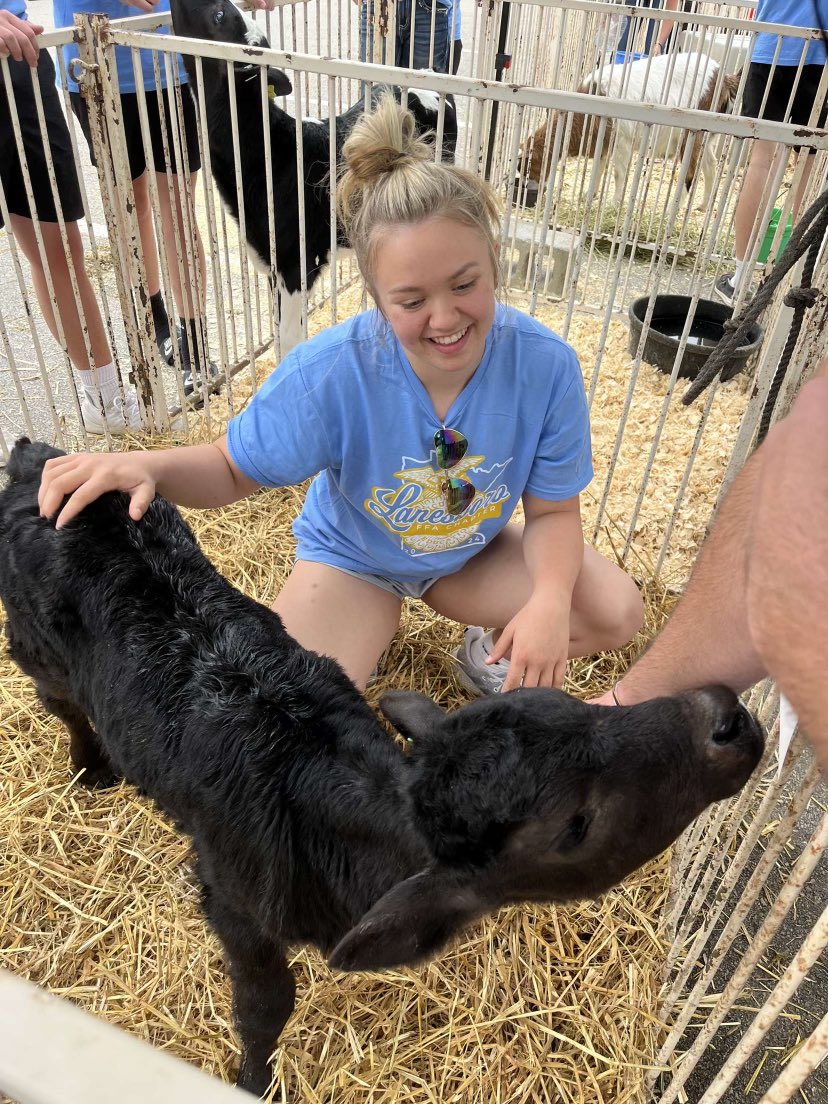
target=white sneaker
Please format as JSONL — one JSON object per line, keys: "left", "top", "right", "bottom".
{"left": 452, "top": 626, "right": 511, "bottom": 696}
{"left": 80, "top": 389, "right": 142, "bottom": 435}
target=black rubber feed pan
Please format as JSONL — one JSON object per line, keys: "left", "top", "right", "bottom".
{"left": 628, "top": 295, "right": 763, "bottom": 382}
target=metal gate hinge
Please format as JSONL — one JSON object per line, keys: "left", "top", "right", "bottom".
{"left": 67, "top": 58, "right": 99, "bottom": 85}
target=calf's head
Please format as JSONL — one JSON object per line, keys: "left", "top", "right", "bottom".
{"left": 329, "top": 685, "right": 762, "bottom": 972}
{"left": 170, "top": 0, "right": 292, "bottom": 96}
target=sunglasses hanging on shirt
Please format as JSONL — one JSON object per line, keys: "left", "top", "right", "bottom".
{"left": 434, "top": 427, "right": 475, "bottom": 517}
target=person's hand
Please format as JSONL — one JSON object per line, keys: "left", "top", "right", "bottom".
{"left": 0, "top": 11, "right": 43, "bottom": 67}
{"left": 39, "top": 451, "right": 160, "bottom": 530}
{"left": 245, "top": 0, "right": 279, "bottom": 10}
{"left": 489, "top": 597, "right": 570, "bottom": 693}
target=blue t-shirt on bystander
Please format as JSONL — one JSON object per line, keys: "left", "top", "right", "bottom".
{"left": 751, "top": 0, "right": 828, "bottom": 66}
{"left": 53, "top": 0, "right": 188, "bottom": 93}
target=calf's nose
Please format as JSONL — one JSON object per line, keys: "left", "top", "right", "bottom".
{"left": 696, "top": 685, "right": 764, "bottom": 760}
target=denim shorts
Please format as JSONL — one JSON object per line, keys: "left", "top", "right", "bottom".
{"left": 329, "top": 563, "right": 439, "bottom": 601}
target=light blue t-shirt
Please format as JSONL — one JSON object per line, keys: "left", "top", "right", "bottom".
{"left": 752, "top": 0, "right": 827, "bottom": 66}
{"left": 2, "top": 0, "right": 28, "bottom": 20}
{"left": 227, "top": 305, "right": 594, "bottom": 583}
{"left": 449, "top": 0, "right": 461, "bottom": 40}
{"left": 54, "top": 0, "right": 188, "bottom": 93}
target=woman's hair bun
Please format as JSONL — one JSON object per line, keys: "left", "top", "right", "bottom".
{"left": 341, "top": 96, "right": 432, "bottom": 188}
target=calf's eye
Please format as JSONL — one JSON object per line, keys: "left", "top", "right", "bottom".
{"left": 213, "top": 8, "right": 225, "bottom": 24}
{"left": 560, "top": 814, "right": 590, "bottom": 850}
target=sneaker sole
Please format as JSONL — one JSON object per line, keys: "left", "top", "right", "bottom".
{"left": 453, "top": 665, "right": 490, "bottom": 697}
{"left": 82, "top": 423, "right": 134, "bottom": 436}
{"left": 714, "top": 285, "right": 735, "bottom": 307}
{"left": 451, "top": 646, "right": 502, "bottom": 697}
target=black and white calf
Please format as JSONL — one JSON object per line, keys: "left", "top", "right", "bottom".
{"left": 170, "top": 0, "right": 458, "bottom": 352}
{"left": 0, "top": 439, "right": 763, "bottom": 1098}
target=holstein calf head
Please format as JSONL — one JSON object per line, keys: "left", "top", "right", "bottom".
{"left": 170, "top": 0, "right": 292, "bottom": 96}
{"left": 329, "top": 685, "right": 763, "bottom": 971}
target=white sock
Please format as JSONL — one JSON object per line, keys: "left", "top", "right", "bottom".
{"left": 733, "top": 259, "right": 747, "bottom": 287}
{"left": 76, "top": 362, "right": 120, "bottom": 405}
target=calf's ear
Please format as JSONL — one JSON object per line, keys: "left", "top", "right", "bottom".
{"left": 267, "top": 67, "right": 292, "bottom": 96}
{"left": 327, "top": 868, "right": 483, "bottom": 973}
{"left": 379, "top": 691, "right": 445, "bottom": 742}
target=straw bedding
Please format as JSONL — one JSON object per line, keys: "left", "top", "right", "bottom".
{"left": 0, "top": 288, "right": 750, "bottom": 1102}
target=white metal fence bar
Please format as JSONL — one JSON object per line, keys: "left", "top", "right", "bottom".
{"left": 692, "top": 903, "right": 828, "bottom": 1104}
{"left": 104, "top": 32, "right": 828, "bottom": 146}
{"left": 662, "top": 754, "right": 822, "bottom": 1007}
{"left": 652, "top": 808, "right": 827, "bottom": 1095}
{"left": 74, "top": 13, "right": 156, "bottom": 431}
{"left": 0, "top": 968, "right": 241, "bottom": 1104}
{"left": 756, "top": 1011, "right": 828, "bottom": 1104}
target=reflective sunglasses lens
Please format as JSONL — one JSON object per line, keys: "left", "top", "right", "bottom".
{"left": 440, "top": 477, "right": 475, "bottom": 516}
{"left": 434, "top": 427, "right": 468, "bottom": 469}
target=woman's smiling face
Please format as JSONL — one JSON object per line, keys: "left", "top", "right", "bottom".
{"left": 371, "top": 216, "right": 497, "bottom": 395}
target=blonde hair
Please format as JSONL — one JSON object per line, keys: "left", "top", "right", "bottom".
{"left": 338, "top": 96, "right": 501, "bottom": 291}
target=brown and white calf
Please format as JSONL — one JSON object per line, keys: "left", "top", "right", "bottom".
{"left": 518, "top": 53, "right": 740, "bottom": 209}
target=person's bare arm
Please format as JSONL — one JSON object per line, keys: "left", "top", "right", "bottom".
{"left": 38, "top": 436, "right": 261, "bottom": 529}
{"left": 594, "top": 359, "right": 828, "bottom": 733}
{"left": 654, "top": 0, "right": 680, "bottom": 54}
{"left": 745, "top": 361, "right": 828, "bottom": 770}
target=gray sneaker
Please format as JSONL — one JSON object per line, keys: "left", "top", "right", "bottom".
{"left": 452, "top": 626, "right": 511, "bottom": 696}
{"left": 714, "top": 273, "right": 737, "bottom": 306}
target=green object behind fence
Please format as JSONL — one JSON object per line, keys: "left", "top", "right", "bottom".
{"left": 758, "top": 208, "right": 793, "bottom": 263}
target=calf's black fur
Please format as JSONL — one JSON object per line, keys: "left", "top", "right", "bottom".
{"left": 0, "top": 439, "right": 763, "bottom": 1097}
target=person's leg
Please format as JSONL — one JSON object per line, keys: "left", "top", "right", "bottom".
{"left": 9, "top": 214, "right": 141, "bottom": 432}
{"left": 424, "top": 525, "right": 644, "bottom": 659}
{"left": 132, "top": 171, "right": 161, "bottom": 298}
{"left": 788, "top": 65, "right": 827, "bottom": 218}
{"left": 5, "top": 53, "right": 140, "bottom": 432}
{"left": 156, "top": 167, "right": 216, "bottom": 396}
{"left": 9, "top": 214, "right": 113, "bottom": 371}
{"left": 154, "top": 169, "right": 206, "bottom": 321}
{"left": 450, "top": 39, "right": 462, "bottom": 75}
{"left": 132, "top": 169, "right": 171, "bottom": 350}
{"left": 409, "top": 0, "right": 450, "bottom": 70}
{"left": 273, "top": 562, "right": 402, "bottom": 690}
{"left": 733, "top": 138, "right": 778, "bottom": 266}
{"left": 716, "top": 63, "right": 793, "bottom": 305}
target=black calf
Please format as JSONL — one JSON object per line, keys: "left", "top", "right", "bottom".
{"left": 0, "top": 439, "right": 763, "bottom": 1097}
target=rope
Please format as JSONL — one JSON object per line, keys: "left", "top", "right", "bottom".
{"left": 680, "top": 187, "right": 828, "bottom": 430}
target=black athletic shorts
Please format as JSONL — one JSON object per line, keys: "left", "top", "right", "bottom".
{"left": 70, "top": 82, "right": 201, "bottom": 180}
{"left": 743, "top": 63, "right": 828, "bottom": 149}
{"left": 0, "top": 50, "right": 84, "bottom": 230}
